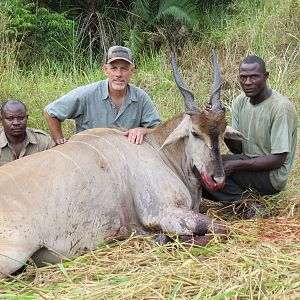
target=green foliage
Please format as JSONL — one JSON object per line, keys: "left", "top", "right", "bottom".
{"left": 125, "top": 0, "right": 200, "bottom": 57}
{"left": 157, "top": 0, "right": 199, "bottom": 27}
{"left": 37, "top": 0, "right": 129, "bottom": 63}
{"left": 0, "top": 0, "right": 235, "bottom": 65}
{"left": 0, "top": 0, "right": 75, "bottom": 64}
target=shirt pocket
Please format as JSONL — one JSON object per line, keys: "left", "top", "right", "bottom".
{"left": 118, "top": 105, "right": 140, "bottom": 128}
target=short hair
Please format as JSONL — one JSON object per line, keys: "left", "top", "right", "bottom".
{"left": 240, "top": 55, "right": 266, "bottom": 73}
{"left": 0, "top": 99, "right": 27, "bottom": 116}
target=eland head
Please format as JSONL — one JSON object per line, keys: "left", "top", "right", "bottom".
{"left": 162, "top": 51, "right": 227, "bottom": 191}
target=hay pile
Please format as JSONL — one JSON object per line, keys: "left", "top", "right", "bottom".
{"left": 0, "top": 217, "right": 299, "bottom": 299}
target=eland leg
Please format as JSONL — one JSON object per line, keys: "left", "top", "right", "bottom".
{"left": 157, "top": 208, "right": 229, "bottom": 245}
{"left": 0, "top": 236, "right": 39, "bottom": 279}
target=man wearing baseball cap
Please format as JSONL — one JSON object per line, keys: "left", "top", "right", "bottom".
{"left": 44, "top": 46, "right": 161, "bottom": 145}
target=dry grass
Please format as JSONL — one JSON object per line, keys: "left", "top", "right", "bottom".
{"left": 1, "top": 217, "right": 299, "bottom": 299}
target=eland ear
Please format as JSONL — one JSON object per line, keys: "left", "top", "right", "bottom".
{"left": 160, "top": 116, "right": 189, "bottom": 150}
{"left": 225, "top": 126, "right": 248, "bottom": 141}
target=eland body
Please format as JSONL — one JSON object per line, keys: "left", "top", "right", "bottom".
{"left": 0, "top": 52, "right": 244, "bottom": 278}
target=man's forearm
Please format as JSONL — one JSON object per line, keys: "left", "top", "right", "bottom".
{"left": 230, "top": 153, "right": 287, "bottom": 172}
{"left": 44, "top": 110, "right": 66, "bottom": 144}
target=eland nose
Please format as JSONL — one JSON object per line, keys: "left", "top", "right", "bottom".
{"left": 212, "top": 176, "right": 225, "bottom": 189}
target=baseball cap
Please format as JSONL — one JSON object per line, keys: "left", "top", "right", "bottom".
{"left": 106, "top": 46, "right": 133, "bottom": 64}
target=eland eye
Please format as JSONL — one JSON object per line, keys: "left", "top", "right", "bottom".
{"left": 191, "top": 131, "right": 204, "bottom": 140}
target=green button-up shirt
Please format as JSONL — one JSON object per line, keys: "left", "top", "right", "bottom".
{"left": 0, "top": 127, "right": 55, "bottom": 166}
{"left": 45, "top": 79, "right": 162, "bottom": 133}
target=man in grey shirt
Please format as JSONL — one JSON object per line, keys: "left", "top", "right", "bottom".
{"left": 44, "top": 46, "right": 162, "bottom": 145}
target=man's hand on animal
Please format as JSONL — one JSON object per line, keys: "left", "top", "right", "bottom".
{"left": 55, "top": 137, "right": 68, "bottom": 145}
{"left": 121, "top": 127, "right": 149, "bottom": 144}
{"left": 205, "top": 102, "right": 212, "bottom": 112}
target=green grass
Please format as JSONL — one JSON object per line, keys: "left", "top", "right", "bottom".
{"left": 0, "top": 0, "right": 300, "bottom": 298}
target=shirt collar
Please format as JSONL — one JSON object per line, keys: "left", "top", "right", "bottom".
{"left": 0, "top": 129, "right": 8, "bottom": 148}
{"left": 102, "top": 79, "right": 138, "bottom": 103}
{"left": 0, "top": 128, "right": 37, "bottom": 149}
{"left": 102, "top": 79, "right": 110, "bottom": 100}
{"left": 126, "top": 84, "right": 138, "bottom": 102}
{"left": 25, "top": 128, "right": 38, "bottom": 145}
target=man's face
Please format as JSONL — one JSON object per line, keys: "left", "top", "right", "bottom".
{"left": 103, "top": 60, "right": 135, "bottom": 91}
{"left": 239, "top": 62, "right": 268, "bottom": 99}
{"left": 0, "top": 103, "right": 28, "bottom": 137}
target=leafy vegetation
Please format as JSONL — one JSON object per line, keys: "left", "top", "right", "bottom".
{"left": 0, "top": 0, "right": 231, "bottom": 64}
{"left": 0, "top": 0, "right": 299, "bottom": 298}
{"left": 0, "top": 0, "right": 75, "bottom": 65}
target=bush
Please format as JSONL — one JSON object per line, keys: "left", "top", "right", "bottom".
{"left": 0, "top": 0, "right": 75, "bottom": 65}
